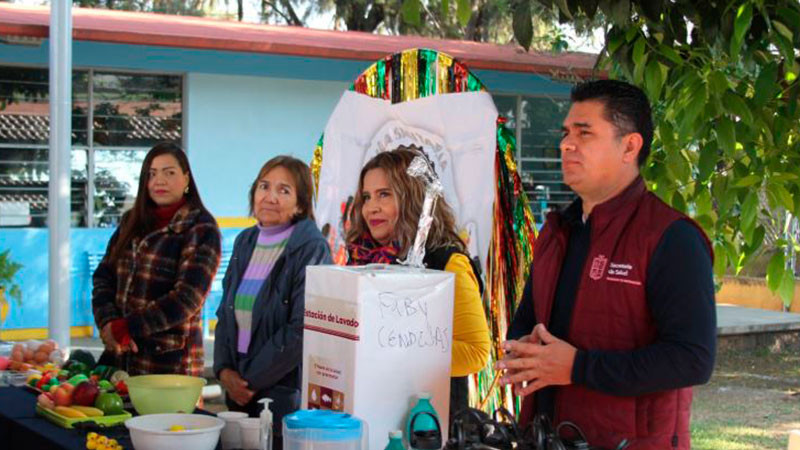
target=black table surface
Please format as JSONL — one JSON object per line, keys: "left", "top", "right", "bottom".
{"left": 0, "top": 386, "right": 221, "bottom": 450}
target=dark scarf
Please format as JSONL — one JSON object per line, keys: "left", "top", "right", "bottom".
{"left": 153, "top": 197, "right": 187, "bottom": 229}
{"left": 346, "top": 233, "right": 402, "bottom": 265}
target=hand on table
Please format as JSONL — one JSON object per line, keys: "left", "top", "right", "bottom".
{"left": 495, "top": 324, "right": 577, "bottom": 396}
{"left": 219, "top": 368, "right": 254, "bottom": 406}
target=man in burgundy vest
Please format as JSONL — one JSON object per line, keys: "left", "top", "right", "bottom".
{"left": 497, "top": 80, "right": 716, "bottom": 450}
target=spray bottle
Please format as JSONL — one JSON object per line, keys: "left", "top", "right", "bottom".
{"left": 258, "top": 397, "right": 274, "bottom": 450}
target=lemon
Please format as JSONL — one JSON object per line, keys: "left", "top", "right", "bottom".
{"left": 87, "top": 432, "right": 98, "bottom": 441}
{"left": 169, "top": 425, "right": 186, "bottom": 432}
{"left": 85, "top": 440, "right": 97, "bottom": 450}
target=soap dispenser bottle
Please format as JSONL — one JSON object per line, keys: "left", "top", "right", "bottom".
{"left": 257, "top": 397, "right": 274, "bottom": 450}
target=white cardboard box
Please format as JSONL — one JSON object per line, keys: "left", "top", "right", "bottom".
{"left": 302, "top": 264, "right": 455, "bottom": 449}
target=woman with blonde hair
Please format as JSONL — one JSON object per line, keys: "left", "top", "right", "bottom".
{"left": 345, "top": 146, "right": 490, "bottom": 421}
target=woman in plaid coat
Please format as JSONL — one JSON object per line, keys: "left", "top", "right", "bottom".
{"left": 92, "top": 143, "right": 221, "bottom": 376}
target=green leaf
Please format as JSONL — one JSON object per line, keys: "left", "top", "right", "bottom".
{"left": 697, "top": 145, "right": 717, "bottom": 182}
{"left": 554, "top": 0, "right": 573, "bottom": 20}
{"left": 741, "top": 190, "right": 758, "bottom": 231}
{"left": 749, "top": 225, "right": 766, "bottom": 250}
{"left": 633, "top": 36, "right": 646, "bottom": 67}
{"left": 441, "top": 0, "right": 450, "bottom": 15}
{"left": 401, "top": 0, "right": 421, "bottom": 26}
{"left": 512, "top": 0, "right": 533, "bottom": 51}
{"left": 672, "top": 191, "right": 687, "bottom": 213}
{"left": 678, "top": 87, "right": 707, "bottom": 138}
{"left": 772, "top": 20, "right": 794, "bottom": 42}
{"left": 776, "top": 8, "right": 800, "bottom": 35}
{"left": 708, "top": 71, "right": 729, "bottom": 98}
{"left": 695, "top": 189, "right": 712, "bottom": 217}
{"left": 716, "top": 117, "right": 736, "bottom": 156}
{"left": 734, "top": 174, "right": 761, "bottom": 188}
{"left": 657, "top": 44, "right": 682, "bottom": 65}
{"left": 730, "top": 3, "right": 753, "bottom": 56}
{"left": 666, "top": 148, "right": 690, "bottom": 181}
{"left": 768, "top": 182, "right": 795, "bottom": 211}
{"left": 773, "top": 32, "right": 795, "bottom": 63}
{"left": 607, "top": 32, "right": 625, "bottom": 54}
{"left": 779, "top": 274, "right": 795, "bottom": 309}
{"left": 722, "top": 91, "right": 754, "bottom": 125}
{"left": 754, "top": 62, "right": 779, "bottom": 107}
{"left": 644, "top": 60, "right": 664, "bottom": 98}
{"left": 767, "top": 251, "right": 784, "bottom": 292}
{"left": 457, "top": 0, "right": 471, "bottom": 26}
{"left": 713, "top": 243, "right": 727, "bottom": 278}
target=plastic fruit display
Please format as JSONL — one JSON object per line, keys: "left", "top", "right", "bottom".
{"left": 72, "top": 381, "right": 100, "bottom": 406}
{"left": 94, "top": 392, "right": 124, "bottom": 415}
{"left": 52, "top": 385, "right": 73, "bottom": 407}
{"left": 7, "top": 340, "right": 64, "bottom": 369}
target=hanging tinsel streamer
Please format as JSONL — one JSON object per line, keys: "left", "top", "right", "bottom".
{"left": 376, "top": 59, "right": 387, "bottom": 100}
{"left": 437, "top": 52, "right": 453, "bottom": 94}
{"left": 401, "top": 49, "right": 419, "bottom": 102}
{"left": 311, "top": 134, "right": 323, "bottom": 199}
{"left": 315, "top": 49, "right": 534, "bottom": 416}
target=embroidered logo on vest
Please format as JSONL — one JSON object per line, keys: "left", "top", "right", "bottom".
{"left": 589, "top": 254, "right": 608, "bottom": 281}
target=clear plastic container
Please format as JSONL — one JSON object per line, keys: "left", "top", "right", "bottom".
{"left": 283, "top": 410, "right": 367, "bottom": 450}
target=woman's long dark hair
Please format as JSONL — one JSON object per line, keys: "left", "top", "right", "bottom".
{"left": 107, "top": 142, "right": 207, "bottom": 263}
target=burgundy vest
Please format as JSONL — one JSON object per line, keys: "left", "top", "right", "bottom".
{"left": 521, "top": 177, "right": 712, "bottom": 450}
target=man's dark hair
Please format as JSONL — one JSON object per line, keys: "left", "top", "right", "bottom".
{"left": 570, "top": 79, "right": 653, "bottom": 167}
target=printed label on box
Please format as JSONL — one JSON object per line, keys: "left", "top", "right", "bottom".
{"left": 304, "top": 295, "right": 361, "bottom": 341}
{"left": 307, "top": 355, "right": 346, "bottom": 411}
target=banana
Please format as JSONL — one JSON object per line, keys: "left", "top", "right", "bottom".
{"left": 69, "top": 406, "right": 104, "bottom": 417}
{"left": 53, "top": 406, "right": 88, "bottom": 418}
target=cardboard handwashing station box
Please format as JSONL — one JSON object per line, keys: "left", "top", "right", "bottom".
{"left": 301, "top": 264, "right": 455, "bottom": 449}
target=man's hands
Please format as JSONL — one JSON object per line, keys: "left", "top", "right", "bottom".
{"left": 219, "top": 368, "right": 255, "bottom": 406}
{"left": 496, "top": 324, "right": 577, "bottom": 396}
{"left": 100, "top": 322, "right": 138, "bottom": 354}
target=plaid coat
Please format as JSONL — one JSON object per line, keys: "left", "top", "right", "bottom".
{"left": 92, "top": 205, "right": 221, "bottom": 376}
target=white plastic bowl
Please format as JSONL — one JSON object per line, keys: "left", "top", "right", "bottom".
{"left": 125, "top": 413, "right": 224, "bottom": 450}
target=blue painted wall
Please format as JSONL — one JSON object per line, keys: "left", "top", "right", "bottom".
{"left": 186, "top": 73, "right": 348, "bottom": 217}
{"left": 0, "top": 228, "right": 243, "bottom": 331}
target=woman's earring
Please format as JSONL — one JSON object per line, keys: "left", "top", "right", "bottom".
{"left": 184, "top": 186, "right": 189, "bottom": 194}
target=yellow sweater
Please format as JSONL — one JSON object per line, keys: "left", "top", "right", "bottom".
{"left": 444, "top": 253, "right": 491, "bottom": 377}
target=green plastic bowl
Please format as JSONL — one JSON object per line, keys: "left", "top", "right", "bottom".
{"left": 126, "top": 375, "right": 206, "bottom": 415}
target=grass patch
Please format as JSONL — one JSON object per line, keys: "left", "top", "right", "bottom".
{"left": 691, "top": 347, "right": 800, "bottom": 450}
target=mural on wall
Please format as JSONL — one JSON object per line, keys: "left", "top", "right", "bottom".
{"left": 0, "top": 249, "right": 22, "bottom": 326}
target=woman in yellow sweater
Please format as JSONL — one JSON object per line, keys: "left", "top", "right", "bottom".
{"left": 345, "top": 146, "right": 491, "bottom": 422}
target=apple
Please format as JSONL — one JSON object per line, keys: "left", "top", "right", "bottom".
{"left": 72, "top": 381, "right": 100, "bottom": 407}
{"left": 59, "top": 382, "right": 76, "bottom": 395}
{"left": 52, "top": 386, "right": 72, "bottom": 407}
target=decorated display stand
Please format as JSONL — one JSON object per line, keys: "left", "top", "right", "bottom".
{"left": 309, "top": 48, "right": 537, "bottom": 421}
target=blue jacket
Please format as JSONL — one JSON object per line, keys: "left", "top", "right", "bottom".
{"left": 213, "top": 218, "right": 331, "bottom": 418}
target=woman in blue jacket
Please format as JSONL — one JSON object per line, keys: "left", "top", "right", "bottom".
{"left": 213, "top": 156, "right": 331, "bottom": 447}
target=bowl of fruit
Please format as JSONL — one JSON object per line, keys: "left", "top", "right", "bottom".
{"left": 125, "top": 413, "right": 224, "bottom": 450}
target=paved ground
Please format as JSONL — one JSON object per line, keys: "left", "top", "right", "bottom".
{"left": 717, "top": 304, "right": 800, "bottom": 335}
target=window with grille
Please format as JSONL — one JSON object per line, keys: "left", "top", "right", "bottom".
{"left": 0, "top": 67, "right": 182, "bottom": 227}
